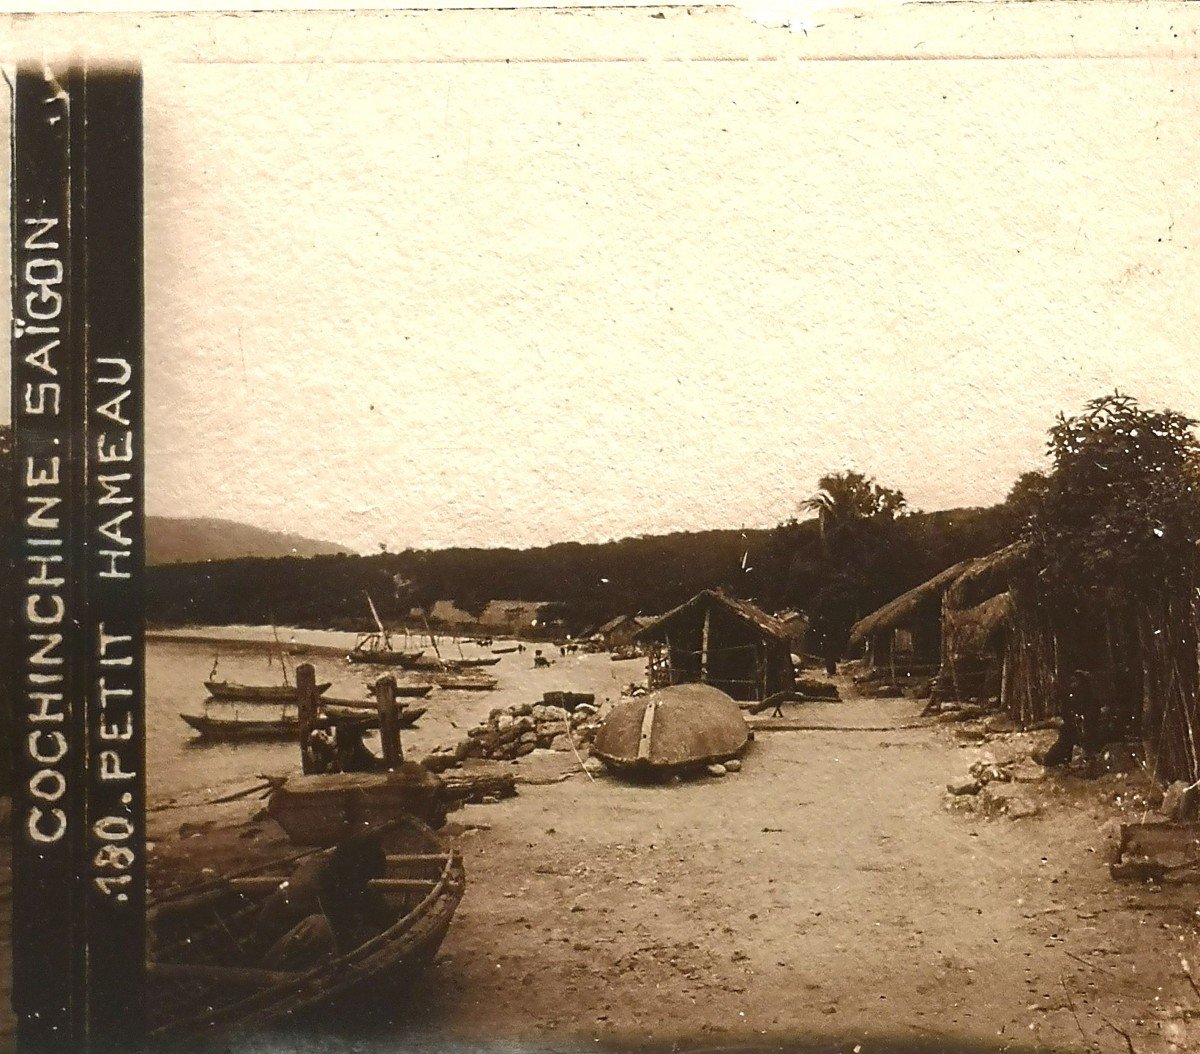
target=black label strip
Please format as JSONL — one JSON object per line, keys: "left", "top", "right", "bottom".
{"left": 10, "top": 62, "right": 146, "bottom": 1052}
{"left": 10, "top": 63, "right": 85, "bottom": 1051}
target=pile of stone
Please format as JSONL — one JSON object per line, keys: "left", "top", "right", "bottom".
{"left": 945, "top": 754, "right": 1045, "bottom": 819}
{"left": 422, "top": 694, "right": 604, "bottom": 772}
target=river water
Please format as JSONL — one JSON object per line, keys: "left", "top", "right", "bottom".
{"left": 148, "top": 626, "right": 640, "bottom": 804}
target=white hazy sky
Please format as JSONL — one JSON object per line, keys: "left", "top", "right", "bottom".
{"left": 4, "top": 4, "right": 1199, "bottom": 552}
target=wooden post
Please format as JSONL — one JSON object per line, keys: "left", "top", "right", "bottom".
{"left": 700, "top": 608, "right": 711, "bottom": 683}
{"left": 296, "top": 663, "right": 320, "bottom": 775}
{"left": 376, "top": 675, "right": 404, "bottom": 768}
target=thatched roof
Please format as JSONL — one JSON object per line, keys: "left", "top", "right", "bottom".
{"left": 847, "top": 559, "right": 976, "bottom": 651}
{"left": 943, "top": 591, "right": 1014, "bottom": 655}
{"left": 635, "top": 589, "right": 791, "bottom": 645}
{"left": 945, "top": 542, "right": 1032, "bottom": 610}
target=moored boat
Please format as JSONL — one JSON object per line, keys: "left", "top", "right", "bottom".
{"left": 347, "top": 594, "right": 426, "bottom": 667}
{"left": 346, "top": 646, "right": 425, "bottom": 668}
{"left": 433, "top": 673, "right": 497, "bottom": 691}
{"left": 205, "top": 680, "right": 332, "bottom": 703}
{"left": 370, "top": 673, "right": 496, "bottom": 693}
{"left": 147, "top": 814, "right": 464, "bottom": 1042}
{"left": 180, "top": 706, "right": 427, "bottom": 743}
{"left": 407, "top": 654, "right": 501, "bottom": 672}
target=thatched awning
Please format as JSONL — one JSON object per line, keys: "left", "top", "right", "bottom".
{"left": 847, "top": 559, "right": 976, "bottom": 651}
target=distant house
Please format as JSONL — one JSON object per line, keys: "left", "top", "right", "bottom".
{"left": 418, "top": 599, "right": 551, "bottom": 636}
{"left": 635, "top": 589, "right": 795, "bottom": 703}
{"left": 597, "top": 614, "right": 654, "bottom": 651}
{"left": 776, "top": 610, "right": 810, "bottom": 654}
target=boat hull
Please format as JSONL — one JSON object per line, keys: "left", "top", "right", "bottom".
{"left": 205, "top": 681, "right": 332, "bottom": 703}
{"left": 408, "top": 655, "right": 500, "bottom": 671}
{"left": 148, "top": 815, "right": 464, "bottom": 1042}
{"left": 345, "top": 649, "right": 424, "bottom": 668}
{"left": 181, "top": 706, "right": 426, "bottom": 743}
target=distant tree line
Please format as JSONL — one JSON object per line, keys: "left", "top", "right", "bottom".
{"left": 145, "top": 502, "right": 1018, "bottom": 643}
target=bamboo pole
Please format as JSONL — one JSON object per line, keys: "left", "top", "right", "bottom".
{"left": 701, "top": 609, "right": 711, "bottom": 683}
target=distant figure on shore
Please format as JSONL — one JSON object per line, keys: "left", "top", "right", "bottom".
{"left": 534, "top": 649, "right": 552, "bottom": 669}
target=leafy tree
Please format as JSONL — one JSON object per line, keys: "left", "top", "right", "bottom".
{"left": 1028, "top": 392, "right": 1200, "bottom": 607}
{"left": 1002, "top": 471, "right": 1050, "bottom": 533}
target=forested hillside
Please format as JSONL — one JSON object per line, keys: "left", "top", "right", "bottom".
{"left": 146, "top": 503, "right": 1018, "bottom": 637}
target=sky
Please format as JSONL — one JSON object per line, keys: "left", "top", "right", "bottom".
{"left": 4, "top": 4, "right": 1199, "bottom": 553}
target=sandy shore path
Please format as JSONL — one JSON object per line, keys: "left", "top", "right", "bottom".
{"left": 396, "top": 689, "right": 1199, "bottom": 1053}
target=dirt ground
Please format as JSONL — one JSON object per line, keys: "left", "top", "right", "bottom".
{"left": 6, "top": 676, "right": 1200, "bottom": 1053}
{"left": 396, "top": 682, "right": 1200, "bottom": 1054}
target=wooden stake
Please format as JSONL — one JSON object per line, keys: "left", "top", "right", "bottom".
{"left": 296, "top": 663, "right": 320, "bottom": 774}
{"left": 376, "top": 675, "right": 403, "bottom": 768}
{"left": 701, "top": 608, "right": 711, "bottom": 683}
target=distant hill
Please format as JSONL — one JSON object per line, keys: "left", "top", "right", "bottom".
{"left": 147, "top": 516, "right": 352, "bottom": 565}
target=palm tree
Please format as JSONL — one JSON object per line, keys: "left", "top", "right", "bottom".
{"left": 803, "top": 471, "right": 906, "bottom": 552}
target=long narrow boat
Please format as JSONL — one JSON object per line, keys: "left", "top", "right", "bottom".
{"left": 345, "top": 647, "right": 426, "bottom": 668}
{"left": 147, "top": 815, "right": 465, "bottom": 1043}
{"left": 368, "top": 673, "right": 496, "bottom": 693}
{"left": 490, "top": 645, "right": 520, "bottom": 655}
{"left": 180, "top": 706, "right": 427, "bottom": 743}
{"left": 408, "top": 655, "right": 501, "bottom": 672}
{"left": 205, "top": 681, "right": 332, "bottom": 703}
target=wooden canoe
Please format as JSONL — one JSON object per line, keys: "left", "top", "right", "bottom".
{"left": 364, "top": 673, "right": 496, "bottom": 694}
{"left": 345, "top": 649, "right": 425, "bottom": 668}
{"left": 180, "top": 706, "right": 426, "bottom": 743}
{"left": 147, "top": 814, "right": 464, "bottom": 1042}
{"left": 408, "top": 655, "right": 501, "bottom": 671}
{"left": 205, "top": 681, "right": 332, "bottom": 703}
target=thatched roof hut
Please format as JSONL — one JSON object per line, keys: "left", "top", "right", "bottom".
{"left": 596, "top": 614, "right": 652, "bottom": 651}
{"left": 846, "top": 559, "right": 976, "bottom": 673}
{"left": 635, "top": 590, "right": 795, "bottom": 702}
